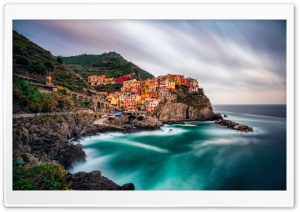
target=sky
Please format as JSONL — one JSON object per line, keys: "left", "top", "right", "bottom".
{"left": 13, "top": 20, "right": 286, "bottom": 104}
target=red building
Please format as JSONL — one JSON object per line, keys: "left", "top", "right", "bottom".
{"left": 114, "top": 75, "right": 131, "bottom": 84}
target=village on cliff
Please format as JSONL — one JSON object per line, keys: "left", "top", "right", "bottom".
{"left": 85, "top": 74, "right": 200, "bottom": 112}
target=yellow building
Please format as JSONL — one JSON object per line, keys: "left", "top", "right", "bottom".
{"left": 46, "top": 76, "right": 53, "bottom": 85}
{"left": 167, "top": 80, "right": 175, "bottom": 90}
{"left": 111, "top": 97, "right": 118, "bottom": 106}
{"left": 175, "top": 75, "right": 184, "bottom": 85}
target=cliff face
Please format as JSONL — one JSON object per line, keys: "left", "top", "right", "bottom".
{"left": 157, "top": 102, "right": 216, "bottom": 122}
{"left": 13, "top": 112, "right": 163, "bottom": 169}
{"left": 13, "top": 112, "right": 163, "bottom": 190}
{"left": 155, "top": 87, "right": 221, "bottom": 122}
{"left": 157, "top": 102, "right": 188, "bottom": 121}
{"left": 13, "top": 113, "right": 135, "bottom": 190}
{"left": 13, "top": 113, "right": 103, "bottom": 169}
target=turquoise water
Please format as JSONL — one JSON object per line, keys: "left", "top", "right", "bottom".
{"left": 70, "top": 105, "right": 286, "bottom": 190}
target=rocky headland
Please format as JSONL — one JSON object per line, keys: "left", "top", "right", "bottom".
{"left": 13, "top": 112, "right": 162, "bottom": 190}
{"left": 156, "top": 101, "right": 223, "bottom": 122}
{"left": 153, "top": 86, "right": 223, "bottom": 122}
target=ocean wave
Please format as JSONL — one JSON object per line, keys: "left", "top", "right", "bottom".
{"left": 194, "top": 137, "right": 260, "bottom": 148}
{"left": 101, "top": 139, "right": 170, "bottom": 153}
{"left": 176, "top": 124, "right": 198, "bottom": 127}
{"left": 79, "top": 128, "right": 187, "bottom": 143}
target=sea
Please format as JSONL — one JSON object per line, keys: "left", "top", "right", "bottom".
{"left": 69, "top": 104, "right": 287, "bottom": 190}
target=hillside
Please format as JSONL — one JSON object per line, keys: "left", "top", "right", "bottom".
{"left": 13, "top": 30, "right": 90, "bottom": 91}
{"left": 61, "top": 52, "right": 154, "bottom": 81}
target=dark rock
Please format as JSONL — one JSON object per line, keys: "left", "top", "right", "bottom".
{"left": 214, "top": 119, "right": 253, "bottom": 132}
{"left": 66, "top": 171, "right": 134, "bottom": 190}
{"left": 13, "top": 112, "right": 136, "bottom": 190}
{"left": 120, "top": 183, "right": 135, "bottom": 190}
{"left": 209, "top": 113, "right": 223, "bottom": 121}
{"left": 104, "top": 116, "right": 162, "bottom": 131}
{"left": 20, "top": 153, "right": 39, "bottom": 165}
{"left": 224, "top": 114, "right": 228, "bottom": 117}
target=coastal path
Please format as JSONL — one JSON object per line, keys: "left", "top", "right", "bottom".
{"left": 13, "top": 111, "right": 78, "bottom": 119}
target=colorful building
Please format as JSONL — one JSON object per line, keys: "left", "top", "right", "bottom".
{"left": 98, "top": 74, "right": 200, "bottom": 111}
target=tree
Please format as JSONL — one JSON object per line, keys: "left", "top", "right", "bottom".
{"left": 15, "top": 55, "right": 29, "bottom": 66}
{"left": 57, "top": 57, "right": 63, "bottom": 64}
{"left": 28, "top": 61, "right": 47, "bottom": 75}
{"left": 81, "top": 100, "right": 91, "bottom": 108}
{"left": 44, "top": 61, "right": 54, "bottom": 70}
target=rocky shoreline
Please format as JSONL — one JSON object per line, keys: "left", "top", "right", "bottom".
{"left": 12, "top": 109, "right": 229, "bottom": 190}
{"left": 13, "top": 112, "right": 141, "bottom": 190}
{"left": 214, "top": 119, "right": 254, "bottom": 132}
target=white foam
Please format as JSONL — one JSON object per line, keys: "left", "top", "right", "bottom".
{"left": 117, "top": 139, "right": 170, "bottom": 153}
{"left": 177, "top": 124, "right": 197, "bottom": 127}
{"left": 195, "top": 137, "right": 260, "bottom": 148}
{"left": 79, "top": 128, "right": 187, "bottom": 144}
{"left": 90, "top": 139, "right": 170, "bottom": 153}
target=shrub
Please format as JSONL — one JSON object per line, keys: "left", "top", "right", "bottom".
{"left": 13, "top": 76, "right": 75, "bottom": 113}
{"left": 44, "top": 61, "right": 54, "bottom": 70}
{"left": 57, "top": 57, "right": 63, "bottom": 64}
{"left": 13, "top": 157, "right": 71, "bottom": 190}
{"left": 81, "top": 99, "right": 91, "bottom": 108}
{"left": 198, "top": 88, "right": 204, "bottom": 95}
{"left": 15, "top": 55, "right": 29, "bottom": 66}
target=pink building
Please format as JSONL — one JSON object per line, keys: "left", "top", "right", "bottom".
{"left": 189, "top": 86, "right": 199, "bottom": 93}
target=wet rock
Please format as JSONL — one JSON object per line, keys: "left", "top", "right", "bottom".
{"left": 214, "top": 119, "right": 253, "bottom": 132}
{"left": 104, "top": 116, "right": 162, "bottom": 130}
{"left": 66, "top": 171, "right": 134, "bottom": 190}
{"left": 208, "top": 113, "right": 223, "bottom": 121}
{"left": 13, "top": 112, "right": 137, "bottom": 189}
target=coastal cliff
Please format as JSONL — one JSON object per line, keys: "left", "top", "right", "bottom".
{"left": 13, "top": 112, "right": 138, "bottom": 190}
{"left": 154, "top": 86, "right": 222, "bottom": 122}
{"left": 156, "top": 101, "right": 220, "bottom": 122}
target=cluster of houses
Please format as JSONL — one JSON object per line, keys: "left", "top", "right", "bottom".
{"left": 88, "top": 74, "right": 132, "bottom": 86}
{"left": 88, "top": 74, "right": 200, "bottom": 112}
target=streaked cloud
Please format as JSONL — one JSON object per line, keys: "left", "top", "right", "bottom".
{"left": 13, "top": 20, "right": 286, "bottom": 104}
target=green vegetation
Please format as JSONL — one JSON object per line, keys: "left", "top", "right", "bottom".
{"left": 60, "top": 54, "right": 100, "bottom": 67}
{"left": 13, "top": 76, "right": 74, "bottom": 113}
{"left": 198, "top": 88, "right": 204, "bottom": 95}
{"left": 52, "top": 69, "right": 90, "bottom": 91}
{"left": 13, "top": 30, "right": 90, "bottom": 91}
{"left": 13, "top": 153, "right": 71, "bottom": 190}
{"left": 61, "top": 52, "right": 154, "bottom": 80}
{"left": 13, "top": 30, "right": 154, "bottom": 94}
{"left": 56, "top": 57, "right": 63, "bottom": 64}
{"left": 176, "top": 85, "right": 209, "bottom": 109}
{"left": 81, "top": 99, "right": 92, "bottom": 108}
